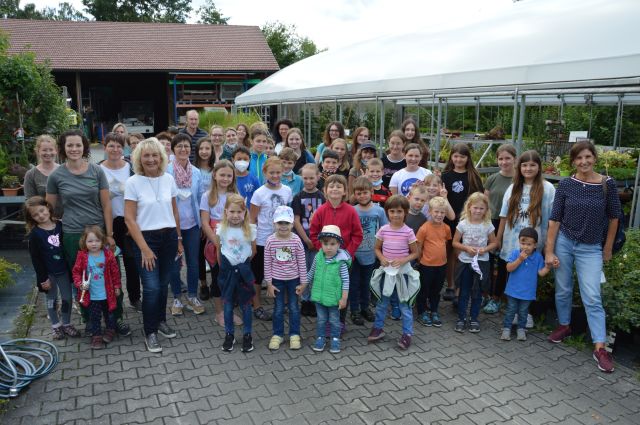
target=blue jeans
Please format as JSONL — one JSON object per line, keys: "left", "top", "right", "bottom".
{"left": 301, "top": 244, "right": 316, "bottom": 301}
{"left": 503, "top": 296, "right": 531, "bottom": 329}
{"left": 457, "top": 263, "right": 482, "bottom": 322}
{"left": 554, "top": 232, "right": 606, "bottom": 343}
{"left": 224, "top": 301, "right": 252, "bottom": 335}
{"left": 169, "top": 225, "right": 200, "bottom": 298}
{"left": 349, "top": 259, "right": 374, "bottom": 312}
{"left": 315, "top": 304, "right": 340, "bottom": 339}
{"left": 133, "top": 227, "right": 178, "bottom": 335}
{"left": 272, "top": 278, "right": 301, "bottom": 337}
{"left": 373, "top": 289, "right": 414, "bottom": 335}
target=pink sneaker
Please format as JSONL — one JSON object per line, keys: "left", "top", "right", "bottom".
{"left": 593, "top": 348, "right": 614, "bottom": 373}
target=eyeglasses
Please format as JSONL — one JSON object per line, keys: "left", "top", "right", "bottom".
{"left": 175, "top": 144, "right": 190, "bottom": 150}
{"left": 329, "top": 128, "right": 339, "bottom": 133}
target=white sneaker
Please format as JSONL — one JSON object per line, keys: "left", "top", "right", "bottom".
{"left": 186, "top": 297, "right": 205, "bottom": 315}
{"left": 171, "top": 298, "right": 183, "bottom": 316}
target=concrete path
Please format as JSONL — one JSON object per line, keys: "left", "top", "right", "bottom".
{"left": 1, "top": 291, "right": 638, "bottom": 424}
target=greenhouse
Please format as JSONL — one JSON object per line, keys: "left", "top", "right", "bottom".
{"left": 235, "top": 0, "right": 640, "bottom": 226}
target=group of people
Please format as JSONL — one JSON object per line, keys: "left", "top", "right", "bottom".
{"left": 24, "top": 112, "right": 621, "bottom": 373}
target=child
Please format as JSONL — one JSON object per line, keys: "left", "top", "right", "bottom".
{"left": 405, "top": 185, "right": 429, "bottom": 235}
{"left": 496, "top": 150, "right": 555, "bottom": 326}
{"left": 215, "top": 194, "right": 257, "bottom": 353}
{"left": 279, "top": 147, "right": 303, "bottom": 197}
{"left": 309, "top": 174, "right": 363, "bottom": 333}
{"left": 452, "top": 193, "right": 498, "bottom": 333}
{"left": 389, "top": 143, "right": 432, "bottom": 196}
{"left": 415, "top": 197, "right": 452, "bottom": 327}
{"left": 200, "top": 160, "right": 241, "bottom": 326}
{"left": 250, "top": 157, "right": 294, "bottom": 321}
{"left": 72, "top": 225, "right": 121, "bottom": 349}
{"left": 367, "top": 195, "right": 420, "bottom": 350}
{"left": 351, "top": 177, "right": 387, "bottom": 325}
{"left": 483, "top": 144, "right": 516, "bottom": 314}
{"left": 348, "top": 142, "right": 377, "bottom": 197}
{"left": 308, "top": 225, "right": 351, "bottom": 353}
{"left": 25, "top": 196, "right": 80, "bottom": 340}
{"left": 264, "top": 206, "right": 308, "bottom": 350}
{"left": 421, "top": 174, "right": 455, "bottom": 221}
{"left": 232, "top": 146, "right": 260, "bottom": 208}
{"left": 365, "top": 158, "right": 392, "bottom": 207}
{"left": 265, "top": 138, "right": 276, "bottom": 157}
{"left": 382, "top": 130, "right": 406, "bottom": 188}
{"left": 441, "top": 143, "right": 484, "bottom": 301}
{"left": 249, "top": 127, "right": 269, "bottom": 184}
{"left": 317, "top": 149, "right": 340, "bottom": 191}
{"left": 329, "top": 138, "right": 351, "bottom": 178}
{"left": 284, "top": 128, "right": 315, "bottom": 174}
{"left": 292, "top": 163, "right": 325, "bottom": 316}
{"left": 500, "top": 227, "right": 550, "bottom": 341}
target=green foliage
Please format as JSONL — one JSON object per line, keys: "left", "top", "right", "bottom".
{"left": 1, "top": 1, "right": 86, "bottom": 20}
{"left": 12, "top": 303, "right": 35, "bottom": 338}
{"left": 2, "top": 174, "right": 19, "bottom": 187}
{"left": 261, "top": 21, "right": 324, "bottom": 69}
{"left": 602, "top": 228, "right": 640, "bottom": 333}
{"left": 196, "top": 0, "right": 228, "bottom": 25}
{"left": 82, "top": 0, "right": 191, "bottom": 23}
{"left": 198, "top": 110, "right": 262, "bottom": 134}
{"left": 0, "top": 257, "right": 20, "bottom": 289}
{"left": 563, "top": 334, "right": 589, "bottom": 351}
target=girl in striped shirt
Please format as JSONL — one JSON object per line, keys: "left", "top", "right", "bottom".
{"left": 264, "top": 205, "right": 308, "bottom": 351}
{"left": 368, "top": 195, "right": 420, "bottom": 350}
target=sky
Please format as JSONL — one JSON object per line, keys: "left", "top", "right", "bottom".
{"left": 26, "top": 0, "right": 516, "bottom": 50}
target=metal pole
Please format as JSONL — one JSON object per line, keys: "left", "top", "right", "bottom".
{"left": 379, "top": 99, "right": 385, "bottom": 156}
{"left": 613, "top": 96, "right": 622, "bottom": 148}
{"left": 374, "top": 97, "right": 379, "bottom": 145}
{"left": 303, "top": 101, "right": 308, "bottom": 143}
{"left": 516, "top": 94, "right": 526, "bottom": 155}
{"left": 443, "top": 98, "right": 448, "bottom": 128}
{"left": 434, "top": 98, "right": 443, "bottom": 171}
{"left": 338, "top": 102, "right": 343, "bottom": 123}
{"left": 430, "top": 92, "right": 435, "bottom": 145}
{"left": 511, "top": 88, "right": 519, "bottom": 143}
{"left": 618, "top": 100, "right": 625, "bottom": 147}
{"left": 334, "top": 98, "right": 338, "bottom": 121}
{"left": 475, "top": 97, "right": 480, "bottom": 133}
{"left": 416, "top": 99, "right": 421, "bottom": 131}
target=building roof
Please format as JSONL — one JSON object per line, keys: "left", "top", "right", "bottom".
{"left": 236, "top": 0, "right": 640, "bottom": 105}
{"left": 0, "top": 19, "right": 279, "bottom": 73}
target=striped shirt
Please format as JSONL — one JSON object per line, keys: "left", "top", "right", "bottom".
{"left": 264, "top": 233, "right": 307, "bottom": 284}
{"left": 376, "top": 224, "right": 416, "bottom": 259}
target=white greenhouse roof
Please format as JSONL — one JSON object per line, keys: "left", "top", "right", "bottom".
{"left": 236, "top": 0, "right": 640, "bottom": 106}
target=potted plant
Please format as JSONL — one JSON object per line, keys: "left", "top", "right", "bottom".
{"left": 1, "top": 175, "right": 21, "bottom": 196}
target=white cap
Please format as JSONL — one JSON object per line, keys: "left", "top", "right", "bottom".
{"left": 273, "top": 205, "right": 294, "bottom": 223}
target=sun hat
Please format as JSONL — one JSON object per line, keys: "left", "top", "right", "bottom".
{"left": 317, "top": 224, "right": 343, "bottom": 245}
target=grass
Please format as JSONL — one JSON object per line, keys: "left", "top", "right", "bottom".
{"left": 563, "top": 334, "right": 589, "bottom": 351}
{"left": 12, "top": 303, "right": 35, "bottom": 339}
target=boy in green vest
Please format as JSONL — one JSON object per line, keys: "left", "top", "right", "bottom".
{"left": 308, "top": 225, "right": 351, "bottom": 354}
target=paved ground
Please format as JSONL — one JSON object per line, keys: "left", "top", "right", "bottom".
{"left": 2, "top": 288, "right": 639, "bottom": 425}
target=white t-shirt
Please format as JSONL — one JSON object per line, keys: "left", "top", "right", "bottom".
{"left": 250, "top": 184, "right": 293, "bottom": 246}
{"left": 456, "top": 219, "right": 495, "bottom": 263}
{"left": 124, "top": 174, "right": 178, "bottom": 231}
{"left": 216, "top": 223, "right": 257, "bottom": 266}
{"left": 199, "top": 191, "right": 228, "bottom": 221}
{"left": 101, "top": 163, "right": 130, "bottom": 218}
{"left": 389, "top": 167, "right": 432, "bottom": 196}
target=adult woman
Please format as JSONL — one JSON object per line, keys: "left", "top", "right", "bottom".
{"left": 125, "top": 138, "right": 183, "bottom": 353}
{"left": 315, "top": 121, "right": 344, "bottom": 163}
{"left": 545, "top": 140, "right": 621, "bottom": 373}
{"left": 112, "top": 122, "right": 129, "bottom": 156}
{"left": 402, "top": 118, "right": 429, "bottom": 168}
{"left": 100, "top": 132, "right": 141, "bottom": 312}
{"left": 236, "top": 123, "right": 251, "bottom": 148}
{"left": 46, "top": 130, "right": 130, "bottom": 336}
{"left": 24, "top": 135, "right": 62, "bottom": 217}
{"left": 166, "top": 133, "right": 205, "bottom": 316}
{"left": 125, "top": 132, "right": 144, "bottom": 161}
{"left": 210, "top": 125, "right": 225, "bottom": 163}
{"left": 283, "top": 128, "right": 314, "bottom": 174}
{"left": 273, "top": 118, "right": 293, "bottom": 155}
{"left": 382, "top": 130, "right": 407, "bottom": 188}
{"left": 349, "top": 126, "right": 370, "bottom": 160}
{"left": 222, "top": 127, "right": 238, "bottom": 160}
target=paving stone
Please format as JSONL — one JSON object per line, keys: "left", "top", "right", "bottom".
{"left": 145, "top": 403, "right": 180, "bottom": 421}
{"left": 126, "top": 394, "right": 160, "bottom": 412}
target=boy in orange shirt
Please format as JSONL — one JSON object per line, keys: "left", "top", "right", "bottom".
{"left": 415, "top": 196, "right": 452, "bottom": 327}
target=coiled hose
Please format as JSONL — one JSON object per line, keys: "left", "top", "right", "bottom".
{"left": 0, "top": 339, "right": 59, "bottom": 398}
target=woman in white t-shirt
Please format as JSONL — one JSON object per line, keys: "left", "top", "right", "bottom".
{"left": 389, "top": 143, "right": 432, "bottom": 197}
{"left": 125, "top": 138, "right": 183, "bottom": 354}
{"left": 100, "top": 132, "right": 141, "bottom": 312}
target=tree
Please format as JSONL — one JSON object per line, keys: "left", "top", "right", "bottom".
{"left": 196, "top": 0, "right": 228, "bottom": 25}
{"left": 82, "top": 0, "right": 191, "bottom": 23}
{"left": 42, "top": 2, "right": 87, "bottom": 21}
{"left": 261, "top": 21, "right": 324, "bottom": 69}
{"left": 1, "top": 1, "right": 86, "bottom": 20}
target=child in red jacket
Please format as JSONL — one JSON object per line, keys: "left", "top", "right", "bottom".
{"left": 310, "top": 174, "right": 363, "bottom": 333}
{"left": 73, "top": 225, "right": 121, "bottom": 350}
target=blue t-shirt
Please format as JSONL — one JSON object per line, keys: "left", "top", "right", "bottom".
{"left": 88, "top": 251, "right": 107, "bottom": 301}
{"left": 281, "top": 173, "right": 303, "bottom": 199}
{"left": 236, "top": 173, "right": 260, "bottom": 208}
{"left": 504, "top": 249, "right": 544, "bottom": 301}
{"left": 354, "top": 204, "right": 388, "bottom": 265}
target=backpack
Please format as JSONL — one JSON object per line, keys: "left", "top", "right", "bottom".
{"left": 602, "top": 176, "right": 626, "bottom": 253}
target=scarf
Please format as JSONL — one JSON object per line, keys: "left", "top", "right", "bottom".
{"left": 173, "top": 159, "right": 192, "bottom": 188}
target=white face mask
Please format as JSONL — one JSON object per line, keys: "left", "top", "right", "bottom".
{"left": 234, "top": 160, "right": 249, "bottom": 173}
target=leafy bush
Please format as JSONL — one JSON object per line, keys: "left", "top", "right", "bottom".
{"left": 603, "top": 228, "right": 640, "bottom": 332}
{"left": 198, "top": 111, "right": 262, "bottom": 134}
{"left": 0, "top": 257, "right": 20, "bottom": 289}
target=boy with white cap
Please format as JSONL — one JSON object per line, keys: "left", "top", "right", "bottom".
{"left": 264, "top": 205, "right": 308, "bottom": 350}
{"left": 307, "top": 225, "right": 351, "bottom": 354}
